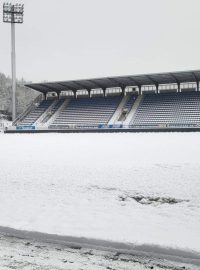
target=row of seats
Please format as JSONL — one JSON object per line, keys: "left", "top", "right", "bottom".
{"left": 49, "top": 96, "right": 122, "bottom": 128}
{"left": 41, "top": 99, "right": 65, "bottom": 123}
{"left": 132, "top": 92, "right": 200, "bottom": 126}
{"left": 18, "top": 100, "right": 53, "bottom": 126}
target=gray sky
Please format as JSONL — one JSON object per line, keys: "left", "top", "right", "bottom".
{"left": 1, "top": 0, "right": 200, "bottom": 83}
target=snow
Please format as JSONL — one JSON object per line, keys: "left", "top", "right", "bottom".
{"left": 0, "top": 119, "right": 11, "bottom": 131}
{"left": 0, "top": 133, "right": 200, "bottom": 254}
{"left": 1, "top": 234, "right": 197, "bottom": 270}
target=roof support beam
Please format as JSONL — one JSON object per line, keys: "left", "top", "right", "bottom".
{"left": 126, "top": 77, "right": 142, "bottom": 95}
{"left": 26, "top": 85, "right": 45, "bottom": 93}
{"left": 170, "top": 74, "right": 180, "bottom": 92}
{"left": 192, "top": 72, "right": 199, "bottom": 91}
{"left": 40, "top": 84, "right": 58, "bottom": 93}
{"left": 108, "top": 77, "right": 128, "bottom": 95}
{"left": 107, "top": 77, "right": 126, "bottom": 89}
{"left": 88, "top": 80, "right": 106, "bottom": 90}
{"left": 126, "top": 77, "right": 141, "bottom": 88}
{"left": 146, "top": 75, "right": 158, "bottom": 86}
{"left": 146, "top": 75, "right": 159, "bottom": 93}
{"left": 56, "top": 82, "right": 76, "bottom": 92}
{"left": 192, "top": 72, "right": 198, "bottom": 82}
{"left": 197, "top": 82, "right": 199, "bottom": 92}
{"left": 102, "top": 88, "right": 106, "bottom": 97}
{"left": 107, "top": 77, "right": 127, "bottom": 96}
{"left": 72, "top": 81, "right": 90, "bottom": 92}
{"left": 138, "top": 85, "right": 142, "bottom": 95}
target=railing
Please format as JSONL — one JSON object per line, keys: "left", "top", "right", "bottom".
{"left": 13, "top": 93, "right": 43, "bottom": 126}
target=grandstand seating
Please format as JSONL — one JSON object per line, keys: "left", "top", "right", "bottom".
{"left": 132, "top": 92, "right": 200, "bottom": 126}
{"left": 49, "top": 96, "right": 122, "bottom": 128}
{"left": 15, "top": 91, "right": 200, "bottom": 130}
{"left": 18, "top": 100, "right": 53, "bottom": 126}
{"left": 41, "top": 99, "right": 65, "bottom": 123}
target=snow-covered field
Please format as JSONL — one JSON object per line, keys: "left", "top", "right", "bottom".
{"left": 0, "top": 233, "right": 198, "bottom": 270}
{"left": 0, "top": 133, "right": 200, "bottom": 257}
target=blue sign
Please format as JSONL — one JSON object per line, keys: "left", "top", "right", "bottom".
{"left": 16, "top": 125, "right": 35, "bottom": 130}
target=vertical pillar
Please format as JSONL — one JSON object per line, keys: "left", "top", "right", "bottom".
{"left": 197, "top": 82, "right": 199, "bottom": 92}
{"left": 156, "top": 84, "right": 159, "bottom": 94}
{"left": 122, "top": 87, "right": 126, "bottom": 96}
{"left": 177, "top": 83, "right": 180, "bottom": 93}
{"left": 138, "top": 86, "right": 142, "bottom": 95}
{"left": 11, "top": 22, "right": 16, "bottom": 121}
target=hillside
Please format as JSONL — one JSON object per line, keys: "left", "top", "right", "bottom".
{"left": 0, "top": 72, "right": 38, "bottom": 117}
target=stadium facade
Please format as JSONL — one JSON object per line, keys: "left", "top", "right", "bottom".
{"left": 5, "top": 70, "right": 200, "bottom": 133}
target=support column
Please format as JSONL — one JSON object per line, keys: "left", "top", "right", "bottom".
{"left": 44, "top": 93, "right": 47, "bottom": 100}
{"left": 122, "top": 87, "right": 126, "bottom": 96}
{"left": 56, "top": 91, "right": 60, "bottom": 99}
{"left": 103, "top": 89, "right": 106, "bottom": 97}
{"left": 11, "top": 22, "right": 16, "bottom": 121}
{"left": 197, "top": 82, "right": 199, "bottom": 92}
{"left": 138, "top": 86, "right": 142, "bottom": 95}
{"left": 155, "top": 84, "right": 159, "bottom": 94}
{"left": 177, "top": 83, "right": 180, "bottom": 93}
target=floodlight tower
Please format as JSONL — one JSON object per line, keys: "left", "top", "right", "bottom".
{"left": 3, "top": 2, "right": 24, "bottom": 121}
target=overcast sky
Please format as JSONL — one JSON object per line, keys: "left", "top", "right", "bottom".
{"left": 1, "top": 0, "right": 200, "bottom": 83}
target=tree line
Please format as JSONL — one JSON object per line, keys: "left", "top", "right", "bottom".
{"left": 0, "top": 72, "right": 38, "bottom": 119}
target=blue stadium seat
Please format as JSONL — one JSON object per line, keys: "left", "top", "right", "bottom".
{"left": 49, "top": 96, "right": 122, "bottom": 128}
{"left": 132, "top": 92, "right": 200, "bottom": 126}
{"left": 18, "top": 100, "right": 53, "bottom": 126}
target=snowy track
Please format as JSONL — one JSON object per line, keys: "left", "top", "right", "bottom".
{"left": 0, "top": 232, "right": 199, "bottom": 270}
{"left": 1, "top": 226, "right": 200, "bottom": 266}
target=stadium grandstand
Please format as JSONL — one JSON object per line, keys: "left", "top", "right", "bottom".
{"left": 5, "top": 70, "right": 200, "bottom": 133}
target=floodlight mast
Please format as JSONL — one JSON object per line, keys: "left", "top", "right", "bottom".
{"left": 3, "top": 3, "right": 24, "bottom": 122}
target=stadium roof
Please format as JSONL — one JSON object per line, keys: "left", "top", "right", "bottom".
{"left": 25, "top": 70, "right": 200, "bottom": 94}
